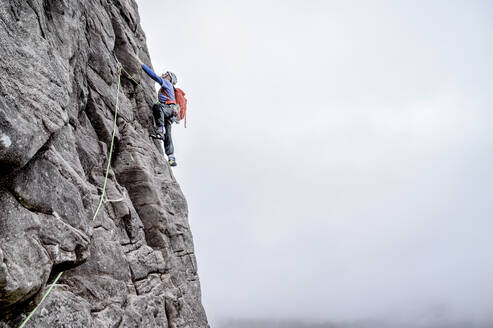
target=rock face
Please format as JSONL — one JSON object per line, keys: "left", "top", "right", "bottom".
{"left": 0, "top": 1, "right": 209, "bottom": 327}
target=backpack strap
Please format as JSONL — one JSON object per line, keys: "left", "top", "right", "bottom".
{"left": 160, "top": 87, "right": 177, "bottom": 105}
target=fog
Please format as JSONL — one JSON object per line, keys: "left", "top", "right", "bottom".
{"left": 136, "top": 1, "right": 493, "bottom": 326}
{"left": 217, "top": 318, "right": 493, "bottom": 328}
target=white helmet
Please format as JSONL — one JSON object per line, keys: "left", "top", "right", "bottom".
{"left": 166, "top": 71, "right": 177, "bottom": 85}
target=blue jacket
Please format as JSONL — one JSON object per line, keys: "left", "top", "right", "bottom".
{"left": 141, "top": 64, "right": 176, "bottom": 103}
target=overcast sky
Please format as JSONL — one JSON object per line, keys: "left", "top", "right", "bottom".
{"left": 135, "top": 1, "right": 493, "bottom": 326}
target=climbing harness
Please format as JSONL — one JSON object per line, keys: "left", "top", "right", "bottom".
{"left": 18, "top": 67, "right": 123, "bottom": 328}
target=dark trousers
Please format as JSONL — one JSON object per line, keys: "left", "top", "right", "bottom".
{"left": 152, "top": 103, "right": 174, "bottom": 157}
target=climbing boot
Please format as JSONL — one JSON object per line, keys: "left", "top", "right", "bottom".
{"left": 150, "top": 126, "right": 165, "bottom": 140}
{"left": 168, "top": 158, "right": 177, "bottom": 167}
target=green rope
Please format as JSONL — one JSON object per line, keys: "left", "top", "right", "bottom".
{"left": 17, "top": 271, "right": 63, "bottom": 328}
{"left": 17, "top": 68, "right": 123, "bottom": 328}
{"left": 120, "top": 67, "right": 142, "bottom": 88}
{"left": 120, "top": 66, "right": 158, "bottom": 103}
{"left": 91, "top": 69, "right": 121, "bottom": 222}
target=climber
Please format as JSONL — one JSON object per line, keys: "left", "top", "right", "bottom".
{"left": 133, "top": 55, "right": 179, "bottom": 167}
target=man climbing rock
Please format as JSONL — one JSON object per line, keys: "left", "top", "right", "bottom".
{"left": 134, "top": 56, "right": 179, "bottom": 167}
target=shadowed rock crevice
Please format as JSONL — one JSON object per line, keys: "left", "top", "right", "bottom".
{"left": 0, "top": 1, "right": 208, "bottom": 327}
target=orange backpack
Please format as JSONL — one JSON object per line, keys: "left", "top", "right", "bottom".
{"left": 174, "top": 87, "right": 188, "bottom": 128}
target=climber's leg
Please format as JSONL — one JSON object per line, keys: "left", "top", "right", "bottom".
{"left": 152, "top": 103, "right": 176, "bottom": 166}
{"left": 164, "top": 119, "right": 176, "bottom": 167}
{"left": 152, "top": 103, "right": 165, "bottom": 127}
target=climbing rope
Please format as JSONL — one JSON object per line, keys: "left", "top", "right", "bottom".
{"left": 91, "top": 68, "right": 121, "bottom": 222}
{"left": 17, "top": 272, "right": 63, "bottom": 328}
{"left": 18, "top": 67, "right": 123, "bottom": 328}
{"left": 120, "top": 66, "right": 158, "bottom": 103}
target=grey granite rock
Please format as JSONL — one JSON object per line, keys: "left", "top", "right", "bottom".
{"left": 0, "top": 1, "right": 208, "bottom": 327}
